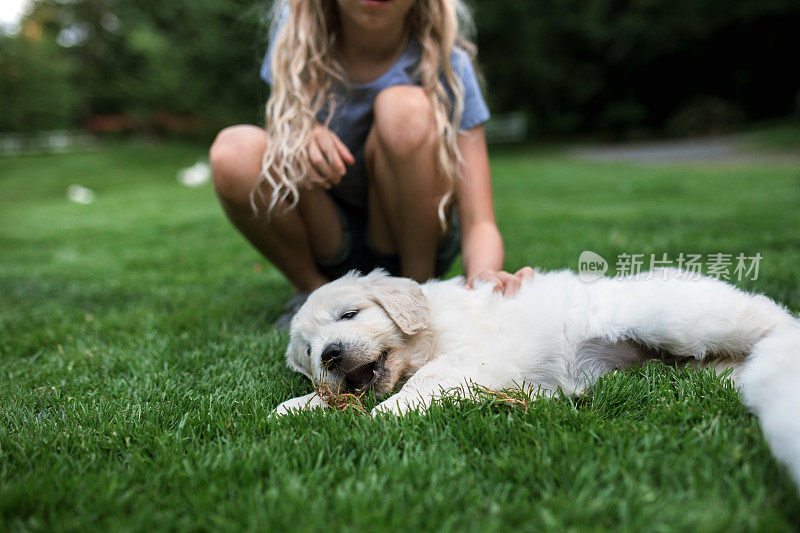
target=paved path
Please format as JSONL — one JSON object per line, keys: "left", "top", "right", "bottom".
{"left": 568, "top": 135, "right": 800, "bottom": 164}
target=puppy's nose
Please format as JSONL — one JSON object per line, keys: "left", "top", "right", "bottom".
{"left": 321, "top": 342, "right": 343, "bottom": 367}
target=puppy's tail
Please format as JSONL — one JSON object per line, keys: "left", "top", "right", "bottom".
{"left": 740, "top": 322, "right": 800, "bottom": 488}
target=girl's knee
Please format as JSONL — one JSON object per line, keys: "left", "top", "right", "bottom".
{"left": 372, "top": 86, "right": 436, "bottom": 157}
{"left": 209, "top": 125, "right": 268, "bottom": 202}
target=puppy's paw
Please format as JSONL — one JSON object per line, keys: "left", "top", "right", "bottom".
{"left": 272, "top": 392, "right": 327, "bottom": 417}
{"left": 370, "top": 401, "right": 403, "bottom": 417}
{"left": 371, "top": 394, "right": 426, "bottom": 417}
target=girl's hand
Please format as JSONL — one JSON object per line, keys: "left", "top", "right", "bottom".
{"left": 306, "top": 124, "right": 355, "bottom": 189}
{"left": 466, "top": 266, "right": 535, "bottom": 296}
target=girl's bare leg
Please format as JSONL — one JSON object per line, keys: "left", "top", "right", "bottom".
{"left": 364, "top": 86, "right": 451, "bottom": 282}
{"left": 209, "top": 125, "right": 341, "bottom": 293}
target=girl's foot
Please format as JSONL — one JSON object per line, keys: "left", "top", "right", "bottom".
{"left": 274, "top": 292, "right": 310, "bottom": 331}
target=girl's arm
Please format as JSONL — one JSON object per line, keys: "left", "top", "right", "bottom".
{"left": 456, "top": 125, "right": 533, "bottom": 295}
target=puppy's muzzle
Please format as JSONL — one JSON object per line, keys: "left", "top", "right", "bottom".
{"left": 321, "top": 342, "right": 388, "bottom": 393}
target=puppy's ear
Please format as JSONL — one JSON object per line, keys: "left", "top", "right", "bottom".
{"left": 365, "top": 270, "right": 429, "bottom": 335}
{"left": 285, "top": 337, "right": 311, "bottom": 378}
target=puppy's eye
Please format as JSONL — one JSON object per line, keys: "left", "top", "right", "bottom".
{"left": 306, "top": 345, "right": 311, "bottom": 357}
{"left": 340, "top": 310, "right": 359, "bottom": 320}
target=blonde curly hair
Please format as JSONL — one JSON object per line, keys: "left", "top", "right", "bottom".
{"left": 255, "top": 0, "right": 479, "bottom": 226}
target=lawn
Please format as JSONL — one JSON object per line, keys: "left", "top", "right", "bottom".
{"left": 1, "top": 135, "right": 799, "bottom": 531}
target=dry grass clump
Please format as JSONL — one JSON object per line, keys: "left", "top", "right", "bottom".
{"left": 314, "top": 370, "right": 369, "bottom": 413}
{"left": 312, "top": 374, "right": 544, "bottom": 416}
{"left": 467, "top": 384, "right": 535, "bottom": 413}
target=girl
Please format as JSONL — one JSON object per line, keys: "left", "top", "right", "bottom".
{"left": 209, "top": 0, "right": 532, "bottom": 328}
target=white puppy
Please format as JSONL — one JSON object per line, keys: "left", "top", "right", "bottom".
{"left": 276, "top": 268, "right": 800, "bottom": 486}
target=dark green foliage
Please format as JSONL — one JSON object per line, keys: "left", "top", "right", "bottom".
{"left": 1, "top": 136, "right": 799, "bottom": 529}
{"left": 0, "top": 35, "right": 79, "bottom": 133}
{"left": 2, "top": 0, "right": 269, "bottom": 135}
{"left": 474, "top": 0, "right": 800, "bottom": 136}
{"left": 2, "top": 0, "right": 799, "bottom": 136}
{"left": 103, "top": 0, "right": 270, "bottom": 128}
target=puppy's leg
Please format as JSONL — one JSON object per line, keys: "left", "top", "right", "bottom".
{"left": 372, "top": 358, "right": 505, "bottom": 416}
{"left": 273, "top": 392, "right": 328, "bottom": 416}
{"left": 597, "top": 276, "right": 794, "bottom": 363}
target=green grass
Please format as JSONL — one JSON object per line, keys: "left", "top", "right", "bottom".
{"left": 1, "top": 136, "right": 799, "bottom": 531}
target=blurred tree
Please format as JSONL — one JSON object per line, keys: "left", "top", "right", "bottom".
{"left": 0, "top": 34, "right": 78, "bottom": 133}
{"left": 2, "top": 0, "right": 798, "bottom": 137}
{"left": 474, "top": 0, "right": 800, "bottom": 137}
{"left": 5, "top": 0, "right": 269, "bottom": 135}
{"left": 108, "top": 0, "right": 269, "bottom": 130}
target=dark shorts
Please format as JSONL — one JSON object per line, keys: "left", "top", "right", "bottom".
{"left": 314, "top": 195, "right": 461, "bottom": 280}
